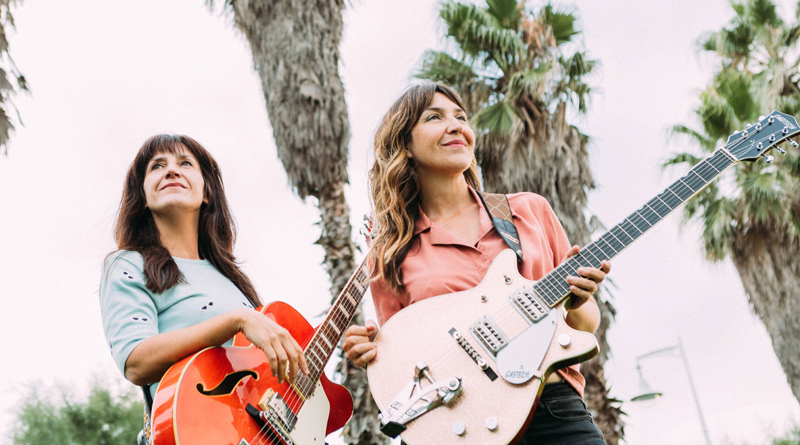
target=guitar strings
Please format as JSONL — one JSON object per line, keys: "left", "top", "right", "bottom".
{"left": 247, "top": 262, "right": 373, "bottom": 444}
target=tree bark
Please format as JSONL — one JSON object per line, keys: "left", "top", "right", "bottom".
{"left": 732, "top": 224, "right": 800, "bottom": 404}
{"left": 225, "top": 1, "right": 386, "bottom": 443}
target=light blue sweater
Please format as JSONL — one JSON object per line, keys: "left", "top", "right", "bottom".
{"left": 99, "top": 250, "right": 255, "bottom": 401}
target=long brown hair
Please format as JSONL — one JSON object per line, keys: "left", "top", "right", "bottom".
{"left": 114, "top": 134, "right": 261, "bottom": 306}
{"left": 369, "top": 82, "right": 480, "bottom": 293}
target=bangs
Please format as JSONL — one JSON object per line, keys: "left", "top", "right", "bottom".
{"left": 138, "top": 135, "right": 188, "bottom": 166}
{"left": 134, "top": 134, "right": 213, "bottom": 178}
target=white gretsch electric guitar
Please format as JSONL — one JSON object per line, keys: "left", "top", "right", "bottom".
{"left": 366, "top": 111, "right": 800, "bottom": 444}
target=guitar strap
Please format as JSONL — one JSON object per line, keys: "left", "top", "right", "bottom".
{"left": 477, "top": 191, "right": 524, "bottom": 263}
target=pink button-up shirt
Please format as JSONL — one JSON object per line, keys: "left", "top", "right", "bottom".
{"left": 370, "top": 187, "right": 588, "bottom": 396}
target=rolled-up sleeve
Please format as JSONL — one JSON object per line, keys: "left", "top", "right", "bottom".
{"left": 99, "top": 252, "right": 158, "bottom": 376}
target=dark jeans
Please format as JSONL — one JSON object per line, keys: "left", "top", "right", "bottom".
{"left": 518, "top": 382, "right": 606, "bottom": 445}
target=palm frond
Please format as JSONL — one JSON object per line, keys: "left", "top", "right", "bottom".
{"left": 486, "top": 0, "right": 522, "bottom": 29}
{"left": 680, "top": 181, "right": 719, "bottom": 223}
{"left": 441, "top": 0, "right": 526, "bottom": 69}
{"left": 731, "top": 0, "right": 746, "bottom": 17}
{"left": 700, "top": 194, "right": 736, "bottom": 260}
{"left": 542, "top": 4, "right": 579, "bottom": 46}
{"left": 417, "top": 50, "right": 478, "bottom": 86}
{"left": 697, "top": 88, "right": 740, "bottom": 143}
{"left": 505, "top": 63, "right": 550, "bottom": 101}
{"left": 782, "top": 24, "right": 800, "bottom": 47}
{"left": 715, "top": 70, "right": 759, "bottom": 121}
{"left": 461, "top": 20, "right": 527, "bottom": 64}
{"left": 745, "top": 0, "right": 782, "bottom": 28}
{"left": 564, "top": 51, "right": 595, "bottom": 79}
{"left": 663, "top": 150, "right": 706, "bottom": 169}
{"left": 776, "top": 95, "right": 800, "bottom": 116}
{"left": 699, "top": 25, "right": 753, "bottom": 63}
{"left": 472, "top": 99, "right": 519, "bottom": 134}
{"left": 740, "top": 167, "right": 785, "bottom": 223}
{"left": 669, "top": 124, "right": 719, "bottom": 152}
{"left": 440, "top": 1, "right": 494, "bottom": 56}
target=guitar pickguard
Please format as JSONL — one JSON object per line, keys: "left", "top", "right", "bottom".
{"left": 495, "top": 311, "right": 557, "bottom": 384}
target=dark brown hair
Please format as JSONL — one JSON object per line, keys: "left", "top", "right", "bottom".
{"left": 369, "top": 82, "right": 480, "bottom": 292}
{"left": 114, "top": 134, "right": 261, "bottom": 306}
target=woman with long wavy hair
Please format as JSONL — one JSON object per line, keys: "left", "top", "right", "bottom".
{"left": 100, "top": 135, "right": 308, "bottom": 425}
{"left": 343, "top": 83, "right": 610, "bottom": 444}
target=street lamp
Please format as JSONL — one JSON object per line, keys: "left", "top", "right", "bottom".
{"left": 631, "top": 337, "right": 712, "bottom": 445}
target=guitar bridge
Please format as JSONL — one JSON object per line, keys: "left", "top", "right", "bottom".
{"left": 257, "top": 389, "right": 298, "bottom": 432}
{"left": 245, "top": 403, "right": 296, "bottom": 445}
{"left": 509, "top": 286, "right": 549, "bottom": 323}
{"left": 377, "top": 362, "right": 462, "bottom": 438}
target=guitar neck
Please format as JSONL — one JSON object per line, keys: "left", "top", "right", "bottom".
{"left": 534, "top": 149, "right": 737, "bottom": 308}
{"left": 301, "top": 258, "right": 371, "bottom": 384}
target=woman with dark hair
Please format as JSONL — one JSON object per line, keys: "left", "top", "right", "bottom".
{"left": 100, "top": 134, "right": 308, "bottom": 415}
{"left": 343, "top": 83, "right": 609, "bottom": 444}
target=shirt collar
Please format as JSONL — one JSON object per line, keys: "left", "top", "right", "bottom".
{"left": 412, "top": 187, "right": 501, "bottom": 246}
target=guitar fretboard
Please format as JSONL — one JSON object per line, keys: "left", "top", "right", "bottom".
{"left": 293, "top": 258, "right": 371, "bottom": 398}
{"left": 533, "top": 149, "right": 736, "bottom": 307}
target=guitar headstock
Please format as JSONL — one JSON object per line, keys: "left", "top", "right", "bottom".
{"left": 724, "top": 111, "right": 800, "bottom": 163}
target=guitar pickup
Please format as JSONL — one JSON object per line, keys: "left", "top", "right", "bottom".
{"left": 470, "top": 316, "right": 509, "bottom": 355}
{"left": 509, "top": 286, "right": 549, "bottom": 323}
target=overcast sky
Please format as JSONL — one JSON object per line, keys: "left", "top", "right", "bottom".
{"left": 1, "top": 1, "right": 799, "bottom": 444}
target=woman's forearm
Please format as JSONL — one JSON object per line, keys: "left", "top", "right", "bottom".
{"left": 123, "top": 308, "right": 248, "bottom": 386}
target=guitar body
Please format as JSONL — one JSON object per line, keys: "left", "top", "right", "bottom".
{"left": 151, "top": 301, "right": 353, "bottom": 445}
{"left": 367, "top": 250, "right": 599, "bottom": 445}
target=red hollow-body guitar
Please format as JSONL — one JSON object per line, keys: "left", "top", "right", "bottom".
{"left": 151, "top": 261, "right": 374, "bottom": 445}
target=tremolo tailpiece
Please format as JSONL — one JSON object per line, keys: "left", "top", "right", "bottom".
{"left": 377, "top": 361, "right": 462, "bottom": 438}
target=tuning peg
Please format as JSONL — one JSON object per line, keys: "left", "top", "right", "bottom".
{"left": 776, "top": 147, "right": 786, "bottom": 154}
{"left": 764, "top": 155, "right": 775, "bottom": 164}
{"left": 769, "top": 116, "right": 775, "bottom": 124}
{"left": 759, "top": 115, "right": 766, "bottom": 121}
{"left": 791, "top": 139, "right": 799, "bottom": 147}
{"left": 746, "top": 123, "right": 753, "bottom": 128}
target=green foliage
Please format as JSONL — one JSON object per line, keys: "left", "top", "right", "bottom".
{"left": 418, "top": 0, "right": 595, "bottom": 136}
{"left": 0, "top": 0, "right": 28, "bottom": 155}
{"left": 8, "top": 378, "right": 143, "bottom": 445}
{"left": 773, "top": 424, "right": 800, "bottom": 444}
{"left": 665, "top": 0, "right": 800, "bottom": 260}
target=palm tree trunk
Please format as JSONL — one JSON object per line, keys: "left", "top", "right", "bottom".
{"left": 318, "top": 182, "right": 386, "bottom": 445}
{"left": 223, "top": 1, "right": 386, "bottom": 443}
{"left": 731, "top": 225, "right": 800, "bottom": 404}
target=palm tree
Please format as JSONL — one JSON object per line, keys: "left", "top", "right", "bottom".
{"left": 417, "top": 0, "right": 624, "bottom": 442}
{"left": 207, "top": 1, "right": 384, "bottom": 443}
{"left": 667, "top": 0, "right": 800, "bottom": 405}
{"left": 0, "top": 0, "right": 29, "bottom": 154}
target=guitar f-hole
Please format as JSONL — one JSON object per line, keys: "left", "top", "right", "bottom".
{"left": 196, "top": 370, "right": 259, "bottom": 396}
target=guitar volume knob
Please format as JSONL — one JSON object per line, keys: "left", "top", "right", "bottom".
{"left": 452, "top": 421, "right": 466, "bottom": 436}
{"left": 485, "top": 416, "right": 498, "bottom": 431}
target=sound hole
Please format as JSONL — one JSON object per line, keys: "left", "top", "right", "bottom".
{"left": 196, "top": 370, "right": 258, "bottom": 396}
